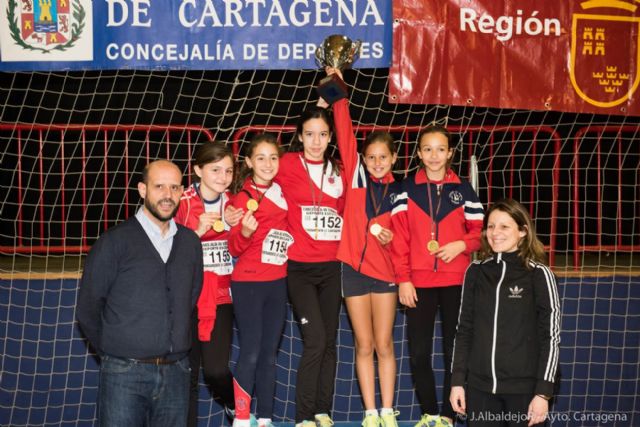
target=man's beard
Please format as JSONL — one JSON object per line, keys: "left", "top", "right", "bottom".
{"left": 144, "top": 197, "right": 178, "bottom": 222}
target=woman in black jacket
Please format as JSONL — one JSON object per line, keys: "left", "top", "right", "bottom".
{"left": 450, "top": 199, "right": 561, "bottom": 426}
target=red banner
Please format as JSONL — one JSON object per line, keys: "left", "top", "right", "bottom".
{"left": 389, "top": 0, "right": 640, "bottom": 116}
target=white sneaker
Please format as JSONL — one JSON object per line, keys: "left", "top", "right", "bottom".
{"left": 380, "top": 410, "right": 399, "bottom": 427}
{"left": 231, "top": 414, "right": 258, "bottom": 427}
{"left": 362, "top": 413, "right": 381, "bottom": 427}
{"left": 315, "top": 413, "right": 334, "bottom": 427}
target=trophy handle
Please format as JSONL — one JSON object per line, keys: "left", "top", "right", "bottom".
{"left": 349, "top": 40, "right": 363, "bottom": 65}
{"left": 315, "top": 45, "right": 326, "bottom": 68}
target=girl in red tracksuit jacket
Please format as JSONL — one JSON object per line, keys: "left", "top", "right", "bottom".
{"left": 391, "top": 126, "right": 484, "bottom": 427}
{"left": 275, "top": 105, "right": 345, "bottom": 427}
{"left": 174, "top": 141, "right": 242, "bottom": 427}
{"left": 228, "top": 133, "right": 291, "bottom": 427}
{"left": 450, "top": 198, "right": 560, "bottom": 427}
{"left": 327, "top": 68, "right": 401, "bottom": 427}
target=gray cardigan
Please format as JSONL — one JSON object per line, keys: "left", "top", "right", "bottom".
{"left": 77, "top": 217, "right": 203, "bottom": 360}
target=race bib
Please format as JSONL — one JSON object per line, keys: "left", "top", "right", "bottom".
{"left": 301, "top": 206, "right": 343, "bottom": 241}
{"left": 202, "top": 240, "right": 233, "bottom": 275}
{"left": 261, "top": 229, "right": 294, "bottom": 265}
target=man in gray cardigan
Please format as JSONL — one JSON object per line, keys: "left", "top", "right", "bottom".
{"left": 77, "top": 160, "right": 203, "bottom": 427}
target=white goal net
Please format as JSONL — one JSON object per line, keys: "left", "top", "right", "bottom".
{"left": 1, "top": 69, "right": 639, "bottom": 426}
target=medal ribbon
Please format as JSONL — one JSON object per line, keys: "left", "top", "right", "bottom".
{"left": 301, "top": 155, "right": 326, "bottom": 238}
{"left": 197, "top": 183, "right": 224, "bottom": 230}
{"left": 243, "top": 177, "right": 272, "bottom": 206}
{"left": 215, "top": 196, "right": 224, "bottom": 231}
{"left": 368, "top": 180, "right": 389, "bottom": 219}
{"left": 426, "top": 179, "right": 443, "bottom": 243}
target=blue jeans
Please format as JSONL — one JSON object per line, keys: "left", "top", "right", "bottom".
{"left": 98, "top": 355, "right": 190, "bottom": 427}
{"left": 231, "top": 278, "right": 287, "bottom": 418}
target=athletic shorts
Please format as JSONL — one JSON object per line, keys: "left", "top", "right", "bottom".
{"left": 341, "top": 262, "right": 397, "bottom": 298}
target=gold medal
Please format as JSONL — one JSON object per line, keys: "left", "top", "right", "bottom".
{"left": 369, "top": 223, "right": 382, "bottom": 236}
{"left": 427, "top": 240, "right": 440, "bottom": 252}
{"left": 246, "top": 199, "right": 259, "bottom": 212}
{"left": 212, "top": 220, "right": 225, "bottom": 233}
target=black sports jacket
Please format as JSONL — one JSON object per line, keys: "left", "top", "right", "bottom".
{"left": 451, "top": 251, "right": 561, "bottom": 397}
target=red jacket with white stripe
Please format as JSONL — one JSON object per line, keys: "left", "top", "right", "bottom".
{"left": 333, "top": 98, "right": 400, "bottom": 283}
{"left": 175, "top": 184, "right": 233, "bottom": 341}
{"left": 390, "top": 169, "right": 484, "bottom": 287}
{"left": 274, "top": 152, "right": 345, "bottom": 263}
{"left": 228, "top": 178, "right": 291, "bottom": 282}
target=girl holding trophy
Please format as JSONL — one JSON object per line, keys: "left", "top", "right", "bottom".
{"left": 275, "top": 104, "right": 345, "bottom": 427}
{"left": 322, "top": 67, "right": 402, "bottom": 427}
{"left": 277, "top": 35, "right": 363, "bottom": 427}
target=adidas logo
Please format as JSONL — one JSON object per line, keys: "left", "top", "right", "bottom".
{"left": 508, "top": 285, "right": 524, "bottom": 298}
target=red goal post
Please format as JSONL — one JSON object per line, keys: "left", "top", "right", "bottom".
{"left": 1, "top": 123, "right": 214, "bottom": 254}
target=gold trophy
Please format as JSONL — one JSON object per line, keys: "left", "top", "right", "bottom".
{"left": 315, "top": 35, "right": 362, "bottom": 104}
